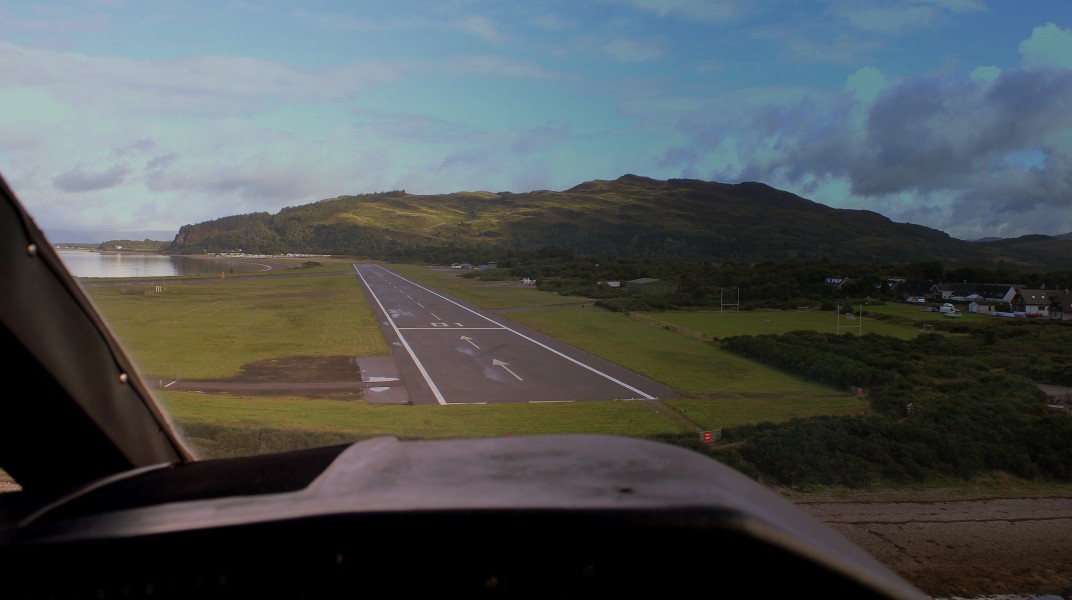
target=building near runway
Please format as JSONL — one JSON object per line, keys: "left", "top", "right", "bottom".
{"left": 626, "top": 278, "right": 678, "bottom": 296}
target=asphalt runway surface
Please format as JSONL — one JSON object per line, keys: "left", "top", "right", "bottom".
{"left": 351, "top": 263, "right": 679, "bottom": 406}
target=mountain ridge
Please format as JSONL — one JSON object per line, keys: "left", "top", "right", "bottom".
{"left": 162, "top": 175, "right": 1072, "bottom": 269}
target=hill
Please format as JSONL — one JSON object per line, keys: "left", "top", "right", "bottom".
{"left": 167, "top": 175, "right": 1072, "bottom": 269}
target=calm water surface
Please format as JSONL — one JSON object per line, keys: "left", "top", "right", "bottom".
{"left": 57, "top": 250, "right": 271, "bottom": 278}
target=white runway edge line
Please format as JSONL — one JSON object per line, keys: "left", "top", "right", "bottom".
{"left": 357, "top": 264, "right": 657, "bottom": 401}
{"left": 353, "top": 265, "right": 449, "bottom": 405}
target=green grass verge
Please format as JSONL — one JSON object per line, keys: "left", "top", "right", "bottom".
{"left": 639, "top": 308, "right": 919, "bottom": 340}
{"left": 86, "top": 273, "right": 388, "bottom": 379}
{"left": 159, "top": 391, "right": 686, "bottom": 459}
{"left": 662, "top": 396, "right": 867, "bottom": 431}
{"left": 501, "top": 305, "right": 839, "bottom": 396}
{"left": 863, "top": 301, "right": 987, "bottom": 322}
{"left": 159, "top": 391, "right": 683, "bottom": 437}
{"left": 387, "top": 263, "right": 590, "bottom": 308}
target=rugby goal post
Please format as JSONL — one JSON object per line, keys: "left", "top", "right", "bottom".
{"left": 720, "top": 288, "right": 740, "bottom": 313}
{"left": 836, "top": 303, "right": 863, "bottom": 335}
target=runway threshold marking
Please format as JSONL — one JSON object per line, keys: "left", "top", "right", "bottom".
{"left": 399, "top": 327, "right": 503, "bottom": 330}
{"left": 353, "top": 266, "right": 448, "bottom": 405}
{"left": 355, "top": 264, "right": 657, "bottom": 401}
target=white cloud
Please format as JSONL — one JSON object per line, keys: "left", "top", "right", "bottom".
{"left": 969, "top": 65, "right": 1001, "bottom": 84}
{"left": 444, "top": 56, "right": 562, "bottom": 80}
{"left": 755, "top": 27, "right": 882, "bottom": 64}
{"left": 0, "top": 88, "right": 68, "bottom": 149}
{"left": 530, "top": 14, "right": 572, "bottom": 32}
{"left": 844, "top": 66, "right": 887, "bottom": 103}
{"left": 838, "top": 5, "right": 937, "bottom": 34}
{"left": 0, "top": 40, "right": 413, "bottom": 118}
{"left": 457, "top": 15, "right": 507, "bottom": 44}
{"left": 291, "top": 8, "right": 422, "bottom": 32}
{"left": 610, "top": 0, "right": 748, "bottom": 23}
{"left": 602, "top": 37, "right": 664, "bottom": 62}
{"left": 926, "top": 0, "right": 986, "bottom": 12}
{"left": 1019, "top": 22, "right": 1072, "bottom": 69}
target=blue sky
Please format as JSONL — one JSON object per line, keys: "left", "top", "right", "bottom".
{"left": 1, "top": 0, "right": 1070, "bottom": 241}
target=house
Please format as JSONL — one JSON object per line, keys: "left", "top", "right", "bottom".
{"left": 450, "top": 263, "right": 474, "bottom": 269}
{"left": 626, "top": 278, "right": 678, "bottom": 296}
{"left": 1011, "top": 289, "right": 1052, "bottom": 318}
{"left": 823, "top": 276, "right": 849, "bottom": 288}
{"left": 968, "top": 299, "right": 1012, "bottom": 315}
{"left": 900, "top": 281, "right": 937, "bottom": 303}
{"left": 598, "top": 280, "right": 622, "bottom": 289}
{"left": 933, "top": 283, "right": 1020, "bottom": 303}
{"left": 1048, "top": 291, "right": 1072, "bottom": 321}
{"left": 933, "top": 283, "right": 956, "bottom": 300}
{"left": 969, "top": 284, "right": 1019, "bottom": 304}
{"left": 907, "top": 281, "right": 1019, "bottom": 307}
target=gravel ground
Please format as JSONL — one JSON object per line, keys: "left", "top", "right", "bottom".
{"left": 794, "top": 496, "right": 1072, "bottom": 599}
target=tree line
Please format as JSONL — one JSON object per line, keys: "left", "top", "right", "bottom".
{"left": 473, "top": 250, "right": 1072, "bottom": 313}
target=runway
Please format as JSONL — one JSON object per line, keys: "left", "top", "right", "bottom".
{"left": 352, "top": 264, "right": 679, "bottom": 406}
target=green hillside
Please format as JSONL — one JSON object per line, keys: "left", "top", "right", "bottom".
{"left": 167, "top": 175, "right": 1072, "bottom": 269}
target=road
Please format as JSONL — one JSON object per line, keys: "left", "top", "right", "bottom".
{"left": 351, "top": 263, "right": 679, "bottom": 406}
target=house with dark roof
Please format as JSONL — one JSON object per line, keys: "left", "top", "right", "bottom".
{"left": 900, "top": 281, "right": 937, "bottom": 303}
{"left": 933, "top": 283, "right": 956, "bottom": 300}
{"left": 970, "top": 284, "right": 1019, "bottom": 304}
{"left": 1011, "top": 289, "right": 1053, "bottom": 318}
{"left": 931, "top": 283, "right": 1019, "bottom": 303}
{"left": 1048, "top": 291, "right": 1072, "bottom": 321}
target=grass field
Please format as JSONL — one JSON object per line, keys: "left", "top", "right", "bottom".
{"left": 84, "top": 262, "right": 870, "bottom": 458}
{"left": 87, "top": 272, "right": 388, "bottom": 379}
{"left": 638, "top": 306, "right": 917, "bottom": 340}
{"left": 638, "top": 300, "right": 992, "bottom": 341}
{"left": 501, "top": 305, "right": 838, "bottom": 395}
{"left": 159, "top": 391, "right": 685, "bottom": 440}
{"left": 386, "top": 263, "right": 592, "bottom": 308}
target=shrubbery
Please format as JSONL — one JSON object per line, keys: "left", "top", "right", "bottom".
{"left": 709, "top": 326, "right": 1072, "bottom": 489}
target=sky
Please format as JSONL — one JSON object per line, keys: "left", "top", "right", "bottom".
{"left": 1, "top": 0, "right": 1071, "bottom": 242}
